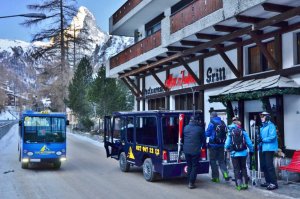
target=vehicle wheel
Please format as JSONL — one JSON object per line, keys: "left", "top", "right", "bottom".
{"left": 21, "top": 162, "right": 28, "bottom": 169}
{"left": 53, "top": 161, "right": 61, "bottom": 169}
{"left": 143, "top": 158, "right": 156, "bottom": 182}
{"left": 119, "top": 152, "right": 130, "bottom": 172}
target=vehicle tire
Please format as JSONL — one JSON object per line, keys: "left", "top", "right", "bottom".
{"left": 21, "top": 162, "right": 28, "bottom": 169}
{"left": 119, "top": 152, "right": 130, "bottom": 172}
{"left": 53, "top": 161, "right": 61, "bottom": 169}
{"left": 143, "top": 158, "right": 156, "bottom": 182}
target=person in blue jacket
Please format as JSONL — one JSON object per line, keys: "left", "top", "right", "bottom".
{"left": 205, "top": 111, "right": 229, "bottom": 182}
{"left": 259, "top": 112, "right": 278, "bottom": 190}
{"left": 225, "top": 118, "right": 254, "bottom": 190}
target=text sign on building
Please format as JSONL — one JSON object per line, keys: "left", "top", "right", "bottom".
{"left": 165, "top": 70, "right": 196, "bottom": 89}
{"left": 206, "top": 67, "right": 226, "bottom": 83}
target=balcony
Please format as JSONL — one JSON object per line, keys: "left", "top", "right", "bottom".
{"left": 110, "top": 30, "right": 161, "bottom": 69}
{"left": 112, "top": 0, "right": 143, "bottom": 25}
{"left": 170, "top": 0, "right": 223, "bottom": 33}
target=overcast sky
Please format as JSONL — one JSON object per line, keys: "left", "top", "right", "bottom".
{"left": 0, "top": 0, "right": 126, "bottom": 42}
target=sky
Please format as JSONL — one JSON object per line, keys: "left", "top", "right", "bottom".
{"left": 0, "top": 0, "right": 126, "bottom": 42}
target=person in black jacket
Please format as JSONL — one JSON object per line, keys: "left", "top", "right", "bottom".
{"left": 183, "top": 116, "right": 205, "bottom": 189}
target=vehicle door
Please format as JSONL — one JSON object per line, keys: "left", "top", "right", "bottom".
{"left": 104, "top": 116, "right": 125, "bottom": 159}
{"left": 125, "top": 116, "right": 135, "bottom": 162}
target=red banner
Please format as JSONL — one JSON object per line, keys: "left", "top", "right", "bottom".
{"left": 165, "top": 70, "right": 196, "bottom": 89}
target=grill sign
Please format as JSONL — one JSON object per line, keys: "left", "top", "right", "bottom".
{"left": 206, "top": 67, "right": 226, "bottom": 83}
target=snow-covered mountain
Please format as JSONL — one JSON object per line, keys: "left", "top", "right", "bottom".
{"left": 0, "top": 6, "right": 133, "bottom": 95}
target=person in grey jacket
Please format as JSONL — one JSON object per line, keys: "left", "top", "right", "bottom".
{"left": 183, "top": 116, "right": 205, "bottom": 189}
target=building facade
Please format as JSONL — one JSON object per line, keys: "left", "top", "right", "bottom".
{"left": 108, "top": 0, "right": 300, "bottom": 156}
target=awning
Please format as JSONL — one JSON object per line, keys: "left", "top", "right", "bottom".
{"left": 209, "top": 75, "right": 300, "bottom": 103}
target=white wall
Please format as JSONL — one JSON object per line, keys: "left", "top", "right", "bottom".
{"left": 284, "top": 95, "right": 300, "bottom": 150}
{"left": 204, "top": 88, "right": 227, "bottom": 126}
{"left": 145, "top": 71, "right": 166, "bottom": 89}
{"left": 204, "top": 49, "right": 237, "bottom": 84}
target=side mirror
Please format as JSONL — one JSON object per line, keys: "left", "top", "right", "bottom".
{"left": 66, "top": 120, "right": 70, "bottom": 126}
{"left": 19, "top": 120, "right": 22, "bottom": 126}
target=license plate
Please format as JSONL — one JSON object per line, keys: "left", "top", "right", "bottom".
{"left": 30, "top": 159, "right": 41, "bottom": 162}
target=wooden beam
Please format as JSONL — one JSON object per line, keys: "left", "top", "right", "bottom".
{"left": 214, "top": 44, "right": 240, "bottom": 77}
{"left": 249, "top": 31, "right": 280, "bottom": 70}
{"left": 237, "top": 46, "right": 243, "bottom": 78}
{"left": 156, "top": 56, "right": 166, "bottom": 60}
{"left": 178, "top": 58, "right": 202, "bottom": 86}
{"left": 146, "top": 60, "right": 155, "bottom": 64}
{"left": 142, "top": 21, "right": 300, "bottom": 78}
{"left": 196, "top": 33, "right": 242, "bottom": 43}
{"left": 124, "top": 76, "right": 142, "bottom": 96}
{"left": 119, "top": 6, "right": 300, "bottom": 78}
{"left": 236, "top": 15, "right": 288, "bottom": 28}
{"left": 121, "top": 78, "right": 139, "bottom": 97}
{"left": 275, "top": 33, "right": 282, "bottom": 69}
{"left": 262, "top": 3, "right": 294, "bottom": 13}
{"left": 166, "top": 52, "right": 176, "bottom": 56}
{"left": 213, "top": 25, "right": 242, "bottom": 33}
{"left": 180, "top": 40, "right": 204, "bottom": 46}
{"left": 167, "top": 46, "right": 190, "bottom": 52}
{"left": 149, "top": 70, "right": 168, "bottom": 92}
{"left": 196, "top": 49, "right": 209, "bottom": 54}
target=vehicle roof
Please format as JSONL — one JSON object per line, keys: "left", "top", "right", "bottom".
{"left": 21, "top": 110, "right": 66, "bottom": 117}
{"left": 113, "top": 110, "right": 203, "bottom": 116}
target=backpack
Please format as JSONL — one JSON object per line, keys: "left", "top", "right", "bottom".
{"left": 230, "top": 128, "right": 247, "bottom": 151}
{"left": 211, "top": 120, "right": 227, "bottom": 144}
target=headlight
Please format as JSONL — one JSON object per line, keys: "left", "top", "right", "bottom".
{"left": 56, "top": 151, "right": 62, "bottom": 156}
{"left": 22, "top": 158, "right": 29, "bottom": 163}
{"left": 27, "top": 152, "right": 33, "bottom": 156}
{"left": 60, "top": 157, "right": 67, "bottom": 162}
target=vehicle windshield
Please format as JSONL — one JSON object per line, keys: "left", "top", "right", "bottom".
{"left": 23, "top": 116, "right": 66, "bottom": 143}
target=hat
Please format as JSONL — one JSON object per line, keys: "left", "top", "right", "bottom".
{"left": 210, "top": 111, "right": 218, "bottom": 117}
{"left": 260, "top": 111, "right": 270, "bottom": 115}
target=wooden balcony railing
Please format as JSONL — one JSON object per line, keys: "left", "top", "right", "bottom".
{"left": 110, "top": 30, "right": 161, "bottom": 69}
{"left": 171, "top": 0, "right": 223, "bottom": 33}
{"left": 113, "top": 0, "right": 143, "bottom": 25}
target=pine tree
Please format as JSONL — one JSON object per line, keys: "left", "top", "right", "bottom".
{"left": 22, "top": 0, "right": 91, "bottom": 111}
{"left": 67, "top": 57, "right": 93, "bottom": 128}
{"left": 88, "top": 66, "right": 134, "bottom": 118}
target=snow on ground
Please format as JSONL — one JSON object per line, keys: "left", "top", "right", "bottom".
{"left": 67, "top": 129, "right": 104, "bottom": 148}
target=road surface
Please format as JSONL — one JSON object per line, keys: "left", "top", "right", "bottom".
{"left": 0, "top": 125, "right": 294, "bottom": 199}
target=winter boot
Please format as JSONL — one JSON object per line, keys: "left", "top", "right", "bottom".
{"left": 223, "top": 172, "right": 230, "bottom": 181}
{"left": 188, "top": 183, "right": 196, "bottom": 189}
{"left": 236, "top": 186, "right": 242, "bottom": 191}
{"left": 211, "top": 178, "right": 220, "bottom": 183}
{"left": 241, "top": 184, "right": 248, "bottom": 190}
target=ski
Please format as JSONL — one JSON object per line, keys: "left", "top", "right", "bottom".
{"left": 177, "top": 113, "right": 184, "bottom": 163}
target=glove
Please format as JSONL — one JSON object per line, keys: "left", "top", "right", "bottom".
{"left": 257, "top": 136, "right": 262, "bottom": 144}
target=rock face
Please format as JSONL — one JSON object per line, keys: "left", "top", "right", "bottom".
{"left": 0, "top": 6, "right": 133, "bottom": 95}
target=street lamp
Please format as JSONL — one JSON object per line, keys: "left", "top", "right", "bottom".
{"left": 0, "top": 13, "right": 46, "bottom": 19}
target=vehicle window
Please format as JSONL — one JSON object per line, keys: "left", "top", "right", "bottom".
{"left": 135, "top": 116, "right": 157, "bottom": 146}
{"left": 23, "top": 116, "right": 66, "bottom": 143}
{"left": 126, "top": 117, "right": 134, "bottom": 143}
{"left": 113, "top": 117, "right": 126, "bottom": 143}
{"left": 162, "top": 116, "right": 179, "bottom": 150}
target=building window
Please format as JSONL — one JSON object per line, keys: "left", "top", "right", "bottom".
{"left": 145, "top": 13, "right": 164, "bottom": 37}
{"left": 175, "top": 92, "right": 200, "bottom": 110}
{"left": 297, "top": 33, "right": 300, "bottom": 64}
{"left": 148, "top": 97, "right": 165, "bottom": 110}
{"left": 248, "top": 40, "right": 275, "bottom": 74}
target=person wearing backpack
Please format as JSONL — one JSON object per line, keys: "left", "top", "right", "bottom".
{"left": 205, "top": 111, "right": 230, "bottom": 182}
{"left": 225, "top": 119, "right": 254, "bottom": 191}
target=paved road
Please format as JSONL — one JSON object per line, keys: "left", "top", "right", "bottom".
{"left": 0, "top": 125, "right": 293, "bottom": 199}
